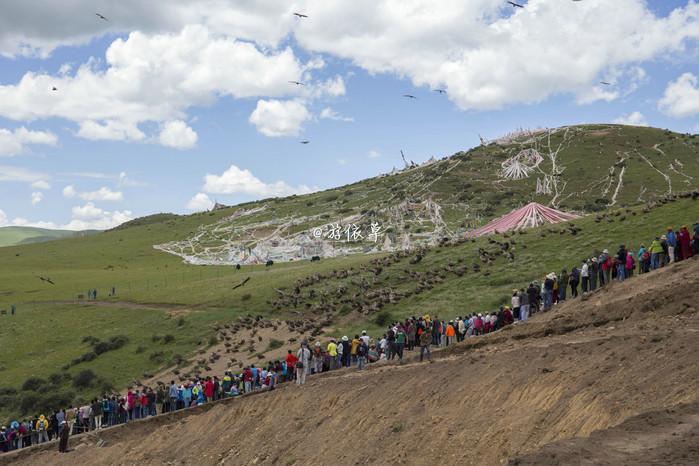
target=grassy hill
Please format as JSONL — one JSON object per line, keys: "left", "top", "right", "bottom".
{"left": 0, "top": 124, "right": 698, "bottom": 420}
{"left": 0, "top": 226, "right": 96, "bottom": 247}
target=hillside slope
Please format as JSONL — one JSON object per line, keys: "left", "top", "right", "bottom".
{"left": 0, "top": 227, "right": 95, "bottom": 247}
{"left": 4, "top": 257, "right": 699, "bottom": 466}
{"left": 154, "top": 125, "right": 699, "bottom": 265}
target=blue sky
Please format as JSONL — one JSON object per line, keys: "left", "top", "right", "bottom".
{"left": 1, "top": 0, "right": 698, "bottom": 229}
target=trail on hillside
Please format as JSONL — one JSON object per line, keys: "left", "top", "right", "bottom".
{"left": 5, "top": 257, "right": 699, "bottom": 466}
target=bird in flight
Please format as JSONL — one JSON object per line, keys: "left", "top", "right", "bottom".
{"left": 37, "top": 275, "right": 55, "bottom": 285}
{"left": 232, "top": 277, "right": 251, "bottom": 290}
{"left": 51, "top": 86, "right": 58, "bottom": 91}
{"left": 600, "top": 81, "right": 611, "bottom": 86}
{"left": 95, "top": 13, "right": 108, "bottom": 21}
{"left": 289, "top": 80, "right": 305, "bottom": 86}
{"left": 433, "top": 89, "right": 447, "bottom": 94}
{"left": 293, "top": 12, "right": 308, "bottom": 18}
{"left": 507, "top": 1, "right": 524, "bottom": 7}
{"left": 403, "top": 94, "right": 417, "bottom": 99}
{"left": 300, "top": 140, "right": 310, "bottom": 144}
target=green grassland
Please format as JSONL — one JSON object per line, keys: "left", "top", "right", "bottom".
{"left": 0, "top": 124, "right": 698, "bottom": 421}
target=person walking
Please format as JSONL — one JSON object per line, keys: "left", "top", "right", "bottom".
{"left": 558, "top": 269, "right": 568, "bottom": 301}
{"left": 649, "top": 237, "right": 663, "bottom": 270}
{"left": 581, "top": 260, "right": 589, "bottom": 293}
{"left": 678, "top": 225, "right": 693, "bottom": 260}
{"left": 444, "top": 321, "right": 455, "bottom": 346}
{"left": 296, "top": 342, "right": 311, "bottom": 385}
{"left": 616, "top": 245, "right": 627, "bottom": 282}
{"left": 666, "top": 227, "right": 677, "bottom": 263}
{"left": 58, "top": 421, "right": 70, "bottom": 453}
{"left": 569, "top": 271, "right": 580, "bottom": 300}
{"left": 35, "top": 415, "right": 49, "bottom": 443}
{"left": 419, "top": 324, "right": 432, "bottom": 362}
{"left": 356, "top": 339, "right": 368, "bottom": 370}
{"left": 168, "top": 381, "right": 178, "bottom": 413}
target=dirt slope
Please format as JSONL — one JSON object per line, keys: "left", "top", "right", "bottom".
{"left": 4, "top": 257, "right": 699, "bottom": 466}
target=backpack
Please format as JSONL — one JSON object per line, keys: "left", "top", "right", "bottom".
{"left": 38, "top": 421, "right": 46, "bottom": 432}
{"left": 357, "top": 345, "right": 367, "bottom": 357}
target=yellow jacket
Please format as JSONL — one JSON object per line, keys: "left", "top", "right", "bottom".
{"left": 327, "top": 342, "right": 337, "bottom": 357}
{"left": 36, "top": 415, "right": 48, "bottom": 431}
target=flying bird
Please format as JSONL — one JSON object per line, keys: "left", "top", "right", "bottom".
{"left": 36, "top": 275, "right": 55, "bottom": 285}
{"left": 293, "top": 12, "right": 308, "bottom": 18}
{"left": 507, "top": 1, "right": 524, "bottom": 7}
{"left": 403, "top": 94, "right": 417, "bottom": 99}
{"left": 300, "top": 140, "right": 310, "bottom": 144}
{"left": 51, "top": 86, "right": 58, "bottom": 91}
{"left": 289, "top": 80, "right": 305, "bottom": 86}
{"left": 600, "top": 81, "right": 611, "bottom": 86}
{"left": 232, "top": 277, "right": 251, "bottom": 290}
{"left": 95, "top": 13, "right": 108, "bottom": 21}
{"left": 433, "top": 89, "right": 447, "bottom": 94}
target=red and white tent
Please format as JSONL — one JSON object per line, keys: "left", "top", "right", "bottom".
{"left": 465, "top": 202, "right": 580, "bottom": 238}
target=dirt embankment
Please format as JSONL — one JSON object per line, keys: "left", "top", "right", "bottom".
{"left": 4, "top": 257, "right": 699, "bottom": 466}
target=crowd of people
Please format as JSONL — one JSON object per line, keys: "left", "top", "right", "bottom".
{"left": 2, "top": 222, "right": 697, "bottom": 454}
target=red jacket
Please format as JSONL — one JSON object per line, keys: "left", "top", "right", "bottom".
{"left": 243, "top": 368, "right": 252, "bottom": 382}
{"left": 204, "top": 380, "right": 214, "bottom": 398}
{"left": 286, "top": 353, "right": 298, "bottom": 369}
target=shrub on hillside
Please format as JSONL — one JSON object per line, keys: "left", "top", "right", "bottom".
{"left": 267, "top": 339, "right": 283, "bottom": 351}
{"left": 73, "top": 369, "right": 97, "bottom": 388}
{"left": 21, "top": 376, "right": 47, "bottom": 392}
{"left": 374, "top": 311, "right": 393, "bottom": 327}
{"left": 48, "top": 372, "right": 71, "bottom": 385}
{"left": 162, "top": 334, "right": 175, "bottom": 344}
{"left": 241, "top": 293, "right": 252, "bottom": 301}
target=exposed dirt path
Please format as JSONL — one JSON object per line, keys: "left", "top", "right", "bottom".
{"left": 4, "top": 258, "right": 699, "bottom": 466}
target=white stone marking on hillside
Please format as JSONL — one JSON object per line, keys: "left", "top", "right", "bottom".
{"left": 637, "top": 150, "right": 672, "bottom": 194}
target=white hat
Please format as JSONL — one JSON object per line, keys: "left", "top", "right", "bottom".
{"left": 603, "top": 249, "right": 609, "bottom": 254}
{"left": 362, "top": 330, "right": 367, "bottom": 335}
{"left": 342, "top": 336, "right": 348, "bottom": 341}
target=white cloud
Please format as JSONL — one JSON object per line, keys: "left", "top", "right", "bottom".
{"left": 0, "top": 25, "right": 306, "bottom": 147}
{"left": 294, "top": 0, "right": 699, "bottom": 110}
{"left": 31, "top": 191, "right": 43, "bottom": 205}
{"left": 337, "top": 159, "right": 347, "bottom": 165}
{"left": 65, "top": 202, "right": 132, "bottom": 230}
{"left": 320, "top": 107, "right": 354, "bottom": 122}
{"left": 368, "top": 149, "right": 381, "bottom": 158}
{"left": 31, "top": 180, "right": 51, "bottom": 190}
{"left": 186, "top": 192, "right": 214, "bottom": 211}
{"left": 0, "top": 1, "right": 298, "bottom": 58}
{"left": 0, "top": 126, "right": 57, "bottom": 156}
{"left": 203, "top": 164, "right": 315, "bottom": 198}
{"left": 613, "top": 111, "right": 648, "bottom": 126}
{"left": 0, "top": 209, "right": 6, "bottom": 225}
{"left": 62, "top": 185, "right": 123, "bottom": 201}
{"left": 158, "top": 120, "right": 198, "bottom": 149}
{"left": 659, "top": 72, "right": 699, "bottom": 118}
{"left": 249, "top": 99, "right": 311, "bottom": 137}
{"left": 77, "top": 120, "right": 146, "bottom": 142}
{"left": 1, "top": 0, "right": 698, "bottom": 140}
{"left": 0, "top": 165, "right": 50, "bottom": 184}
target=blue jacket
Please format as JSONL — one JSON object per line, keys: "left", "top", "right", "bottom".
{"left": 666, "top": 231, "right": 677, "bottom": 247}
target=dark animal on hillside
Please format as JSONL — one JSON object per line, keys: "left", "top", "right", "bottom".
{"left": 265, "top": 260, "right": 274, "bottom": 267}
{"left": 235, "top": 264, "right": 241, "bottom": 270}
{"left": 310, "top": 256, "right": 321, "bottom": 262}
